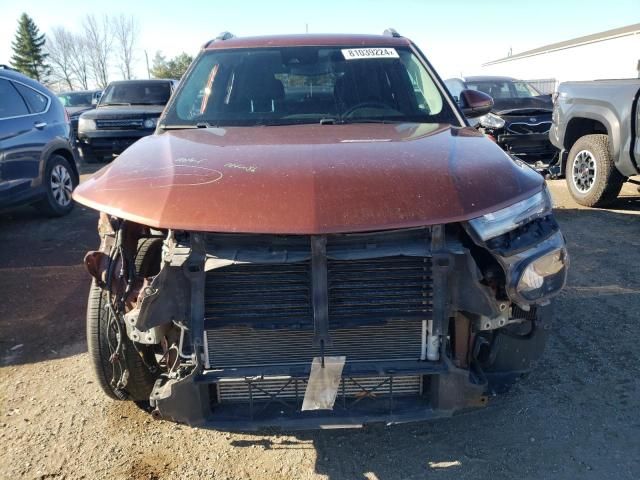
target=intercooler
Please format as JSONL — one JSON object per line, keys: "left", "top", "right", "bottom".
{"left": 203, "top": 254, "right": 433, "bottom": 370}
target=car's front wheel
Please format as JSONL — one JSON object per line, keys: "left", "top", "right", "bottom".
{"left": 35, "top": 154, "right": 77, "bottom": 217}
{"left": 566, "top": 134, "right": 625, "bottom": 207}
{"left": 87, "top": 239, "right": 163, "bottom": 402}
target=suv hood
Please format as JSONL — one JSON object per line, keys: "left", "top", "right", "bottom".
{"left": 82, "top": 105, "right": 165, "bottom": 119}
{"left": 73, "top": 123, "right": 543, "bottom": 234}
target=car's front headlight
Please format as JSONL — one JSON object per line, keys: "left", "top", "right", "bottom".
{"left": 143, "top": 118, "right": 157, "bottom": 129}
{"left": 517, "top": 247, "right": 568, "bottom": 301}
{"left": 78, "top": 117, "right": 96, "bottom": 132}
{"left": 468, "top": 188, "right": 553, "bottom": 241}
{"left": 477, "top": 112, "right": 505, "bottom": 129}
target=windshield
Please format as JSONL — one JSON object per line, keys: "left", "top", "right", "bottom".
{"left": 465, "top": 80, "right": 542, "bottom": 99}
{"left": 100, "top": 82, "right": 171, "bottom": 106}
{"left": 57, "top": 92, "right": 94, "bottom": 107}
{"left": 162, "top": 46, "right": 457, "bottom": 127}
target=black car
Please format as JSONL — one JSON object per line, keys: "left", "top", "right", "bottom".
{"left": 446, "top": 76, "right": 555, "bottom": 166}
{"left": 77, "top": 79, "right": 178, "bottom": 163}
{"left": 0, "top": 66, "right": 78, "bottom": 216}
{"left": 57, "top": 90, "right": 103, "bottom": 139}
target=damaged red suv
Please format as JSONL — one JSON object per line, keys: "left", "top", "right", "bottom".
{"left": 74, "top": 31, "right": 568, "bottom": 429}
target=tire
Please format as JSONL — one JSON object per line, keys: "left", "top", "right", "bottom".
{"left": 86, "top": 239, "right": 163, "bottom": 401}
{"left": 565, "top": 134, "right": 625, "bottom": 207}
{"left": 34, "top": 154, "right": 78, "bottom": 217}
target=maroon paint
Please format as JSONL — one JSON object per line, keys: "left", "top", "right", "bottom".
{"left": 73, "top": 123, "right": 543, "bottom": 234}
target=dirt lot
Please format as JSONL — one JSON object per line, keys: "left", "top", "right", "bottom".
{"left": 1, "top": 170, "right": 639, "bottom": 480}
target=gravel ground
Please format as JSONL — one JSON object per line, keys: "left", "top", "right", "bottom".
{"left": 1, "top": 172, "right": 639, "bottom": 480}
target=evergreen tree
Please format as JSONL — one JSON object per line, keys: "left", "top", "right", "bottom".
{"left": 10, "top": 13, "right": 50, "bottom": 81}
{"left": 150, "top": 52, "right": 193, "bottom": 79}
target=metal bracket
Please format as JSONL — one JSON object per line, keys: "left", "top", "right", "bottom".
{"left": 430, "top": 225, "right": 452, "bottom": 337}
{"left": 311, "top": 236, "right": 331, "bottom": 350}
{"left": 185, "top": 233, "right": 206, "bottom": 367}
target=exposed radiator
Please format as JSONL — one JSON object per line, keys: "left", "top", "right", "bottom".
{"left": 205, "top": 319, "right": 424, "bottom": 368}
{"left": 204, "top": 254, "right": 433, "bottom": 369}
{"left": 217, "top": 375, "right": 422, "bottom": 402}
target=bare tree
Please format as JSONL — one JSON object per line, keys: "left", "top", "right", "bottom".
{"left": 112, "top": 14, "right": 138, "bottom": 80}
{"left": 46, "top": 27, "right": 76, "bottom": 90}
{"left": 83, "top": 14, "right": 112, "bottom": 89}
{"left": 68, "top": 34, "right": 90, "bottom": 90}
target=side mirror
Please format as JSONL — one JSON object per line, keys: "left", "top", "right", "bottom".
{"left": 459, "top": 89, "right": 493, "bottom": 118}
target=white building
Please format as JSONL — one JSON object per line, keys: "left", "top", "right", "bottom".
{"left": 482, "top": 23, "right": 640, "bottom": 87}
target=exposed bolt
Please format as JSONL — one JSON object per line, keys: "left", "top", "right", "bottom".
{"left": 499, "top": 303, "right": 508, "bottom": 311}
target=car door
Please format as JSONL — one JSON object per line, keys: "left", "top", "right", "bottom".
{"left": 0, "top": 77, "right": 50, "bottom": 201}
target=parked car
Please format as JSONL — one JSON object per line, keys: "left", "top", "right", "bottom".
{"left": 549, "top": 79, "right": 640, "bottom": 206}
{"left": 77, "top": 79, "right": 178, "bottom": 163}
{"left": 447, "top": 76, "right": 556, "bottom": 168}
{"left": 0, "top": 65, "right": 78, "bottom": 216}
{"left": 57, "top": 89, "right": 102, "bottom": 139}
{"left": 74, "top": 32, "right": 568, "bottom": 429}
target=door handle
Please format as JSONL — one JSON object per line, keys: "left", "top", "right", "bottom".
{"left": 34, "top": 122, "right": 47, "bottom": 129}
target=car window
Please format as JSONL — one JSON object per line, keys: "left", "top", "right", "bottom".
{"left": 467, "top": 81, "right": 511, "bottom": 99}
{"left": 0, "top": 78, "right": 29, "bottom": 119}
{"left": 58, "top": 92, "right": 93, "bottom": 107}
{"left": 166, "top": 46, "right": 456, "bottom": 127}
{"left": 513, "top": 81, "right": 541, "bottom": 98}
{"left": 100, "top": 82, "right": 171, "bottom": 105}
{"left": 13, "top": 82, "right": 49, "bottom": 113}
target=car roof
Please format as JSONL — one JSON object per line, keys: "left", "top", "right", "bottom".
{"left": 204, "top": 33, "right": 412, "bottom": 50}
{"left": 107, "top": 79, "right": 177, "bottom": 85}
{"left": 0, "top": 66, "right": 52, "bottom": 94}
{"left": 58, "top": 89, "right": 102, "bottom": 95}
{"left": 464, "top": 75, "right": 517, "bottom": 82}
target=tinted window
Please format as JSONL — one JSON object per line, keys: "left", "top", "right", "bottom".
{"left": 0, "top": 79, "right": 29, "bottom": 118}
{"left": 466, "top": 80, "right": 541, "bottom": 100}
{"left": 13, "top": 82, "right": 49, "bottom": 113}
{"left": 164, "top": 46, "right": 457, "bottom": 127}
{"left": 100, "top": 82, "right": 171, "bottom": 106}
{"left": 58, "top": 92, "right": 93, "bottom": 107}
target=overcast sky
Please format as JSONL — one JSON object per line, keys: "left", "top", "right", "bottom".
{"left": 0, "top": 0, "right": 637, "bottom": 85}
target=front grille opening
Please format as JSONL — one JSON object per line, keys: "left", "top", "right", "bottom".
{"left": 204, "top": 255, "right": 433, "bottom": 369}
{"left": 215, "top": 375, "right": 423, "bottom": 403}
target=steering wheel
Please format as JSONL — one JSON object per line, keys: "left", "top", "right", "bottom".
{"left": 342, "top": 101, "right": 391, "bottom": 117}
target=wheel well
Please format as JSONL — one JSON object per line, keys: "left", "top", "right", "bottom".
{"left": 562, "top": 117, "right": 608, "bottom": 172}
{"left": 50, "top": 148, "right": 79, "bottom": 181}
{"left": 563, "top": 118, "right": 608, "bottom": 151}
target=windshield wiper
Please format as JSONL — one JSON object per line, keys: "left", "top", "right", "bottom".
{"left": 101, "top": 102, "right": 131, "bottom": 106}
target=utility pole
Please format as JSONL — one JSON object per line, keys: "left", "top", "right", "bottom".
{"left": 144, "top": 50, "right": 151, "bottom": 79}
{"left": 305, "top": 23, "right": 309, "bottom": 33}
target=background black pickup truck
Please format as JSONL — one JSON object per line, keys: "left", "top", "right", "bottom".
{"left": 549, "top": 79, "right": 640, "bottom": 206}
{"left": 77, "top": 79, "right": 178, "bottom": 163}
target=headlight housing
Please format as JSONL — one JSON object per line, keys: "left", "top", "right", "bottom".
{"left": 78, "top": 117, "right": 96, "bottom": 132}
{"left": 516, "top": 247, "right": 568, "bottom": 301}
{"left": 477, "top": 112, "right": 505, "bottom": 129}
{"left": 468, "top": 188, "right": 553, "bottom": 241}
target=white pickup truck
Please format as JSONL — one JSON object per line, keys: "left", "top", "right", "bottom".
{"left": 549, "top": 79, "right": 640, "bottom": 206}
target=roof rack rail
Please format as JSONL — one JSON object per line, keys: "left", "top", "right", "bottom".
{"left": 383, "top": 28, "right": 401, "bottom": 38}
{"left": 202, "top": 32, "right": 235, "bottom": 49}
{"left": 216, "top": 31, "right": 235, "bottom": 41}
{"left": 0, "top": 64, "right": 16, "bottom": 70}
